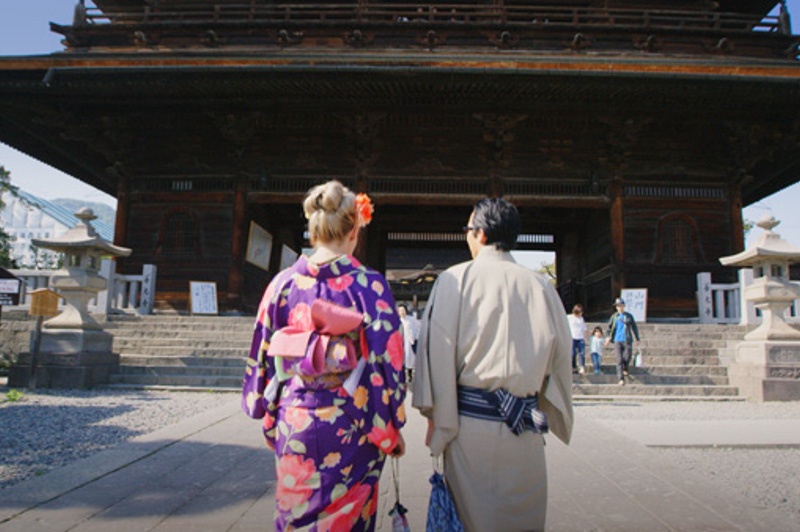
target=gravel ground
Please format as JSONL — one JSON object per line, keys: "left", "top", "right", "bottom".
{"left": 578, "top": 400, "right": 800, "bottom": 529}
{"left": 0, "top": 385, "right": 238, "bottom": 490}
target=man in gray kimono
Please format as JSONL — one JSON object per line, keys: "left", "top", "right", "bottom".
{"left": 413, "top": 198, "right": 573, "bottom": 531}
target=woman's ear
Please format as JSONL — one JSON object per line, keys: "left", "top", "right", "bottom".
{"left": 348, "top": 224, "right": 360, "bottom": 242}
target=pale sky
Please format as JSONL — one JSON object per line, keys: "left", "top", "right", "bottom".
{"left": 1, "top": 1, "right": 799, "bottom": 249}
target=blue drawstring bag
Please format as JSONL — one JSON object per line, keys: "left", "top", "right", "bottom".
{"left": 426, "top": 461, "right": 464, "bottom": 532}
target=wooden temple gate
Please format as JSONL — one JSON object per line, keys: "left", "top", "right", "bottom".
{"left": 0, "top": 1, "right": 798, "bottom": 319}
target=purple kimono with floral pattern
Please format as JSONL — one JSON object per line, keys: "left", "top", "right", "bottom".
{"left": 242, "top": 254, "right": 406, "bottom": 531}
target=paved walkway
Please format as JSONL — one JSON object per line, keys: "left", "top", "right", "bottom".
{"left": 0, "top": 397, "right": 797, "bottom": 532}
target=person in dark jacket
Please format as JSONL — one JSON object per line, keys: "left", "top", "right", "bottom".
{"left": 605, "top": 297, "right": 640, "bottom": 385}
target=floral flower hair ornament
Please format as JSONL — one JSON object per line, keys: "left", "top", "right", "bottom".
{"left": 355, "top": 193, "right": 374, "bottom": 228}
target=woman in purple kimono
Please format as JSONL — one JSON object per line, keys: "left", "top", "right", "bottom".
{"left": 242, "top": 180, "right": 406, "bottom": 531}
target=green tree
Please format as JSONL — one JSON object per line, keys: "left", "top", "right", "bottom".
{"left": 743, "top": 218, "right": 755, "bottom": 242}
{"left": 537, "top": 260, "right": 556, "bottom": 285}
{"left": 0, "top": 166, "right": 19, "bottom": 268}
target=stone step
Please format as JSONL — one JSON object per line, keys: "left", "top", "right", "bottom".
{"left": 116, "top": 347, "right": 248, "bottom": 357}
{"left": 119, "top": 354, "right": 245, "bottom": 367}
{"left": 108, "top": 373, "right": 241, "bottom": 389}
{"left": 105, "top": 323, "right": 253, "bottom": 334}
{"left": 111, "top": 328, "right": 252, "bottom": 338}
{"left": 573, "top": 373, "right": 730, "bottom": 386}
{"left": 113, "top": 338, "right": 251, "bottom": 349}
{"left": 115, "top": 365, "right": 242, "bottom": 377}
{"left": 635, "top": 355, "right": 721, "bottom": 366}
{"left": 624, "top": 365, "right": 728, "bottom": 376}
{"left": 572, "top": 383, "right": 740, "bottom": 396}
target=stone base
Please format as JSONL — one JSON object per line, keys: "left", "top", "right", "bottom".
{"left": 729, "top": 341, "right": 800, "bottom": 402}
{"left": 37, "top": 329, "right": 114, "bottom": 354}
{"left": 8, "top": 330, "right": 119, "bottom": 389}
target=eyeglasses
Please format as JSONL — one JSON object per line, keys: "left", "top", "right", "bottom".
{"left": 462, "top": 226, "right": 476, "bottom": 233}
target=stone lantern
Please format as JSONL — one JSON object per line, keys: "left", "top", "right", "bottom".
{"left": 719, "top": 215, "right": 800, "bottom": 401}
{"left": 34, "top": 208, "right": 131, "bottom": 331}
{"left": 9, "top": 208, "right": 132, "bottom": 389}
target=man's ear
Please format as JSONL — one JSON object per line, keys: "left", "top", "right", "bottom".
{"left": 476, "top": 229, "right": 488, "bottom": 245}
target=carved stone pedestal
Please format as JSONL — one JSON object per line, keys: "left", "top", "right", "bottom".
{"left": 729, "top": 342, "right": 800, "bottom": 402}
{"left": 8, "top": 330, "right": 119, "bottom": 389}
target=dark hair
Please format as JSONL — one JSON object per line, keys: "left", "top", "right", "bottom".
{"left": 592, "top": 326, "right": 603, "bottom": 335}
{"left": 397, "top": 303, "right": 408, "bottom": 312}
{"left": 471, "top": 198, "right": 520, "bottom": 251}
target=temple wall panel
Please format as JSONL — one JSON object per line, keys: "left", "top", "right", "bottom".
{"left": 621, "top": 195, "right": 739, "bottom": 316}
{"left": 582, "top": 209, "right": 613, "bottom": 320}
{"left": 123, "top": 193, "right": 236, "bottom": 311}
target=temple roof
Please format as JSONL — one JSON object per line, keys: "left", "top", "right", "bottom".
{"left": 91, "top": 1, "right": 782, "bottom": 18}
{"left": 0, "top": 48, "right": 798, "bottom": 206}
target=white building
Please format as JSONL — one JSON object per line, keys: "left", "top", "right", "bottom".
{"left": 0, "top": 190, "right": 114, "bottom": 268}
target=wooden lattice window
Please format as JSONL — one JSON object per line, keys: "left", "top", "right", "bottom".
{"left": 155, "top": 209, "right": 200, "bottom": 258}
{"left": 655, "top": 214, "right": 701, "bottom": 265}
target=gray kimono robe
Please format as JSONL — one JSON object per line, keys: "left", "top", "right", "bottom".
{"left": 413, "top": 246, "right": 573, "bottom": 531}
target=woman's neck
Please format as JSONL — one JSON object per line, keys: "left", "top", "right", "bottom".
{"left": 309, "top": 242, "right": 350, "bottom": 264}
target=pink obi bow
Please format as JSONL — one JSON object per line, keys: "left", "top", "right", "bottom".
{"left": 267, "top": 300, "right": 366, "bottom": 379}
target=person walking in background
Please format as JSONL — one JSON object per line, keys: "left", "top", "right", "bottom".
{"left": 413, "top": 197, "right": 573, "bottom": 532}
{"left": 606, "top": 297, "right": 640, "bottom": 386}
{"left": 242, "top": 180, "right": 406, "bottom": 531}
{"left": 398, "top": 303, "right": 420, "bottom": 383}
{"left": 589, "top": 326, "right": 605, "bottom": 374}
{"left": 567, "top": 304, "right": 587, "bottom": 374}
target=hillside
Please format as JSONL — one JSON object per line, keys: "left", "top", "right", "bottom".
{"left": 52, "top": 198, "right": 116, "bottom": 228}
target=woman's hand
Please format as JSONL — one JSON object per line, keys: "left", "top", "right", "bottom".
{"left": 264, "top": 437, "right": 276, "bottom": 452}
{"left": 391, "top": 432, "right": 406, "bottom": 458}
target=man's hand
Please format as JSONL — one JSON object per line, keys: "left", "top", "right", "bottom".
{"left": 425, "top": 418, "right": 435, "bottom": 447}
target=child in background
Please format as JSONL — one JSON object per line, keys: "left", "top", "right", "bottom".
{"left": 590, "top": 326, "right": 604, "bottom": 374}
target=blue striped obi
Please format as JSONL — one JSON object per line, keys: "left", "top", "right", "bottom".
{"left": 457, "top": 385, "right": 549, "bottom": 436}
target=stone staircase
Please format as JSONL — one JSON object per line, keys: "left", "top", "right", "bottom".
{"left": 106, "top": 315, "right": 253, "bottom": 390}
{"left": 573, "top": 323, "right": 746, "bottom": 399}
{"left": 105, "top": 316, "right": 747, "bottom": 399}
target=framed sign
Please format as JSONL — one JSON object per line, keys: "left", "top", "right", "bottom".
{"left": 280, "top": 245, "right": 298, "bottom": 270}
{"left": 620, "top": 288, "right": 648, "bottom": 323}
{"left": 189, "top": 281, "right": 218, "bottom": 315}
{"left": 0, "top": 279, "right": 21, "bottom": 306}
{"left": 245, "top": 222, "right": 273, "bottom": 271}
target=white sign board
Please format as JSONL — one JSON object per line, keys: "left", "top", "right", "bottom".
{"left": 620, "top": 288, "right": 647, "bottom": 323}
{"left": 189, "top": 281, "right": 218, "bottom": 315}
{"left": 0, "top": 279, "right": 20, "bottom": 294}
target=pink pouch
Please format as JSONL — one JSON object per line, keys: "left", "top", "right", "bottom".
{"left": 267, "top": 300, "right": 364, "bottom": 377}
{"left": 268, "top": 327, "right": 313, "bottom": 358}
{"left": 311, "top": 299, "right": 363, "bottom": 335}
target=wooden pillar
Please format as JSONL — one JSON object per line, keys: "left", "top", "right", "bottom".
{"left": 227, "top": 177, "right": 248, "bottom": 309}
{"left": 367, "top": 225, "right": 384, "bottom": 272}
{"left": 113, "top": 173, "right": 129, "bottom": 248}
{"left": 729, "top": 184, "right": 744, "bottom": 253}
{"left": 609, "top": 178, "right": 625, "bottom": 298}
{"left": 354, "top": 227, "right": 368, "bottom": 266}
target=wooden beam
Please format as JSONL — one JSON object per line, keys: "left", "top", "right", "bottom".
{"left": 226, "top": 177, "right": 248, "bottom": 309}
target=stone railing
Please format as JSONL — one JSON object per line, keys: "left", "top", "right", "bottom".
{"left": 9, "top": 260, "right": 156, "bottom": 316}
{"left": 697, "top": 270, "right": 800, "bottom": 325}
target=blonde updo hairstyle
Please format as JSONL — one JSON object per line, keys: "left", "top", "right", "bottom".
{"left": 303, "top": 180, "right": 358, "bottom": 246}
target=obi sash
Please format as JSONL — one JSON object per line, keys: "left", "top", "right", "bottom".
{"left": 267, "top": 299, "right": 367, "bottom": 382}
{"left": 457, "top": 385, "right": 549, "bottom": 436}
